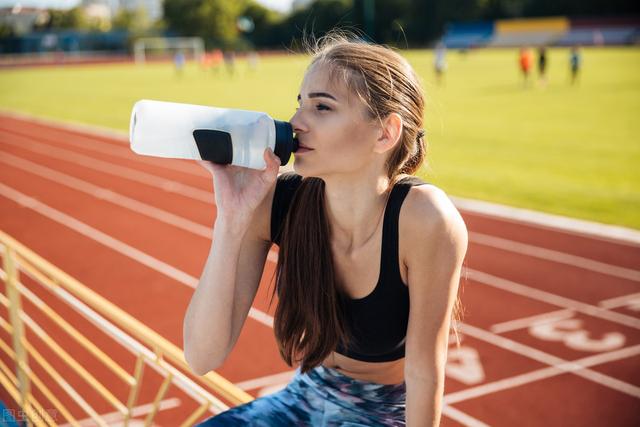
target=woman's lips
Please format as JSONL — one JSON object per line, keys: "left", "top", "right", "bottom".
{"left": 296, "top": 143, "right": 314, "bottom": 153}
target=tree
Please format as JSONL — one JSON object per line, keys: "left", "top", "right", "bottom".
{"left": 0, "top": 22, "right": 14, "bottom": 38}
{"left": 112, "top": 8, "right": 152, "bottom": 33}
{"left": 39, "top": 7, "right": 89, "bottom": 30}
{"left": 239, "top": 0, "right": 286, "bottom": 48}
{"left": 163, "top": 0, "right": 243, "bottom": 47}
{"left": 282, "top": 0, "right": 355, "bottom": 49}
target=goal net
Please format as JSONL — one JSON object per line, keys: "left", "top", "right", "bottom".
{"left": 133, "top": 37, "right": 205, "bottom": 64}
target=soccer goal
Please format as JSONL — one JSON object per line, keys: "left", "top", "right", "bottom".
{"left": 133, "top": 37, "right": 205, "bottom": 64}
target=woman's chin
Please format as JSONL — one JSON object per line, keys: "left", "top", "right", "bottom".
{"left": 293, "top": 163, "right": 320, "bottom": 179}
{"left": 292, "top": 161, "right": 307, "bottom": 175}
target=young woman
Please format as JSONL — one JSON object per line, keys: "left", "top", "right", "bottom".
{"left": 184, "top": 34, "right": 468, "bottom": 426}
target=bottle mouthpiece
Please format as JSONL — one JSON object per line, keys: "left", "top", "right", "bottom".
{"left": 274, "top": 120, "right": 296, "bottom": 165}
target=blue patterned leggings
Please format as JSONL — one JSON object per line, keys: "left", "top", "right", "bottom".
{"left": 197, "top": 365, "right": 406, "bottom": 426}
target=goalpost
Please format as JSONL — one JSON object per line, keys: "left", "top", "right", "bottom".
{"left": 133, "top": 37, "right": 205, "bottom": 64}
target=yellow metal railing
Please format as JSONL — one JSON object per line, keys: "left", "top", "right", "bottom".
{"left": 0, "top": 230, "right": 253, "bottom": 426}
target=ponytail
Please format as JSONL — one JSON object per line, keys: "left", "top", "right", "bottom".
{"left": 271, "top": 178, "right": 354, "bottom": 373}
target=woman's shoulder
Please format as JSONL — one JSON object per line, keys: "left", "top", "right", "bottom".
{"left": 400, "top": 181, "right": 468, "bottom": 247}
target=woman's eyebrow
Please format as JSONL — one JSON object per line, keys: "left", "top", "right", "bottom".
{"left": 297, "top": 92, "right": 338, "bottom": 102}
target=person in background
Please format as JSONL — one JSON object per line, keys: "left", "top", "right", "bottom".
{"left": 223, "top": 50, "right": 236, "bottom": 76}
{"left": 173, "top": 50, "right": 185, "bottom": 76}
{"left": 537, "top": 46, "right": 548, "bottom": 87}
{"left": 519, "top": 46, "right": 533, "bottom": 87}
{"left": 434, "top": 42, "right": 447, "bottom": 86}
{"left": 570, "top": 46, "right": 582, "bottom": 85}
{"left": 247, "top": 51, "right": 259, "bottom": 72}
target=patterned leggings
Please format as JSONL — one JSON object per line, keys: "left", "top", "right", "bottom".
{"left": 197, "top": 365, "right": 406, "bottom": 426}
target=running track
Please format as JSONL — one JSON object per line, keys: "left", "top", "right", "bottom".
{"left": 0, "top": 113, "right": 639, "bottom": 426}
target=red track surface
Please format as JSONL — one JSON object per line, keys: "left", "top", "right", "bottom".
{"left": 0, "top": 113, "right": 639, "bottom": 426}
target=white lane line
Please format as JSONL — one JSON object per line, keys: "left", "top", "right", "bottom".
{"left": 234, "top": 370, "right": 297, "bottom": 391}
{"left": 441, "top": 405, "right": 490, "bottom": 427}
{"left": 0, "top": 178, "right": 280, "bottom": 331}
{"left": 4, "top": 183, "right": 638, "bottom": 403}
{"left": 4, "top": 133, "right": 638, "bottom": 286}
{"left": 0, "top": 108, "right": 130, "bottom": 143}
{"left": 58, "top": 397, "right": 181, "bottom": 427}
{"left": 445, "top": 327, "right": 640, "bottom": 404}
{"left": 0, "top": 152, "right": 212, "bottom": 238}
{"left": 6, "top": 137, "right": 637, "bottom": 288}
{"left": 2, "top": 162, "right": 637, "bottom": 339}
{"left": 4, "top": 131, "right": 638, "bottom": 390}
{"left": 4, "top": 110, "right": 640, "bottom": 246}
{"left": 599, "top": 292, "right": 640, "bottom": 310}
{"left": 0, "top": 132, "right": 213, "bottom": 203}
{"left": 470, "top": 231, "right": 640, "bottom": 282}
{"left": 0, "top": 182, "right": 277, "bottom": 330}
{"left": 467, "top": 269, "right": 640, "bottom": 331}
{"left": 0, "top": 149, "right": 281, "bottom": 264}
{"left": 0, "top": 124, "right": 205, "bottom": 176}
{"left": 248, "top": 306, "right": 275, "bottom": 328}
{"left": 490, "top": 309, "right": 575, "bottom": 334}
{"left": 445, "top": 324, "right": 640, "bottom": 404}
{"left": 452, "top": 196, "right": 640, "bottom": 246}
{"left": 0, "top": 182, "right": 199, "bottom": 287}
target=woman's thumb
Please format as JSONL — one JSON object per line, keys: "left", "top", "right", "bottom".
{"left": 265, "top": 147, "right": 280, "bottom": 168}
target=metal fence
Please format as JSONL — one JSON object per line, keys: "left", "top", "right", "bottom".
{"left": 0, "top": 230, "right": 252, "bottom": 426}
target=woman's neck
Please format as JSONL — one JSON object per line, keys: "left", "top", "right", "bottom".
{"left": 322, "top": 171, "right": 392, "bottom": 252}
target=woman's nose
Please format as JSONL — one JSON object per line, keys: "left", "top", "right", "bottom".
{"left": 289, "top": 109, "right": 307, "bottom": 134}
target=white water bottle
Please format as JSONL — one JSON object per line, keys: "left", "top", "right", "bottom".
{"left": 129, "top": 99, "right": 299, "bottom": 169}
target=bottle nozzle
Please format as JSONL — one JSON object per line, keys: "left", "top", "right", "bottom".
{"left": 274, "top": 120, "right": 296, "bottom": 166}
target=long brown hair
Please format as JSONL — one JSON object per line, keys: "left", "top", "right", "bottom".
{"left": 271, "top": 32, "right": 463, "bottom": 374}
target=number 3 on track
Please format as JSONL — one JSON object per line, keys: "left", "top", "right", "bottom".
{"left": 528, "top": 317, "right": 625, "bottom": 352}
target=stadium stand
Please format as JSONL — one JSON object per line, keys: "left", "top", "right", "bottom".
{"left": 488, "top": 17, "right": 569, "bottom": 47}
{"left": 557, "top": 17, "right": 640, "bottom": 46}
{"left": 439, "top": 16, "right": 640, "bottom": 48}
{"left": 441, "top": 22, "right": 494, "bottom": 49}
{"left": 555, "top": 27, "right": 637, "bottom": 46}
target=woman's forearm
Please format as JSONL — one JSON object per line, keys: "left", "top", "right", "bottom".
{"left": 406, "top": 377, "right": 443, "bottom": 427}
{"left": 183, "top": 222, "right": 248, "bottom": 374}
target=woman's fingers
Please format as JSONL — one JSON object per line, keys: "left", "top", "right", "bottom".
{"left": 262, "top": 148, "right": 280, "bottom": 182}
{"left": 202, "top": 148, "right": 281, "bottom": 189}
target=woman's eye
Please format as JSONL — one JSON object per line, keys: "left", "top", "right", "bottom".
{"left": 316, "top": 104, "right": 330, "bottom": 111}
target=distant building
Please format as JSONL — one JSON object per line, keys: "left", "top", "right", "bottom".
{"left": 0, "top": 5, "right": 48, "bottom": 35}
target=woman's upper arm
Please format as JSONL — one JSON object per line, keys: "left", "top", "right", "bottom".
{"left": 402, "top": 185, "right": 468, "bottom": 381}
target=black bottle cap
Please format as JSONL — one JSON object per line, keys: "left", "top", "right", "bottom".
{"left": 274, "top": 120, "right": 298, "bottom": 166}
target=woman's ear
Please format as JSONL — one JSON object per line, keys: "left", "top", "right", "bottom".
{"left": 374, "top": 113, "right": 403, "bottom": 154}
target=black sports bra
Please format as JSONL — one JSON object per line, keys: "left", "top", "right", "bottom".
{"left": 270, "top": 172, "right": 428, "bottom": 362}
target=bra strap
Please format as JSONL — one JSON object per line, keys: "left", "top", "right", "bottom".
{"left": 379, "top": 176, "right": 428, "bottom": 284}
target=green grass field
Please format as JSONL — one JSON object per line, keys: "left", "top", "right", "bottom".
{"left": 1, "top": 47, "right": 638, "bottom": 229}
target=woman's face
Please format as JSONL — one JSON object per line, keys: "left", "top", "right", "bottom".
{"left": 290, "top": 63, "right": 381, "bottom": 178}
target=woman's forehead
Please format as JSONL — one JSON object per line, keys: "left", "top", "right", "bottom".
{"left": 299, "top": 63, "right": 350, "bottom": 100}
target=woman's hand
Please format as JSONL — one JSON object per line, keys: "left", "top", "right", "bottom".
{"left": 200, "top": 148, "right": 281, "bottom": 230}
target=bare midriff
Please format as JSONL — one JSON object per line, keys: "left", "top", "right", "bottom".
{"left": 321, "top": 351, "right": 405, "bottom": 385}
